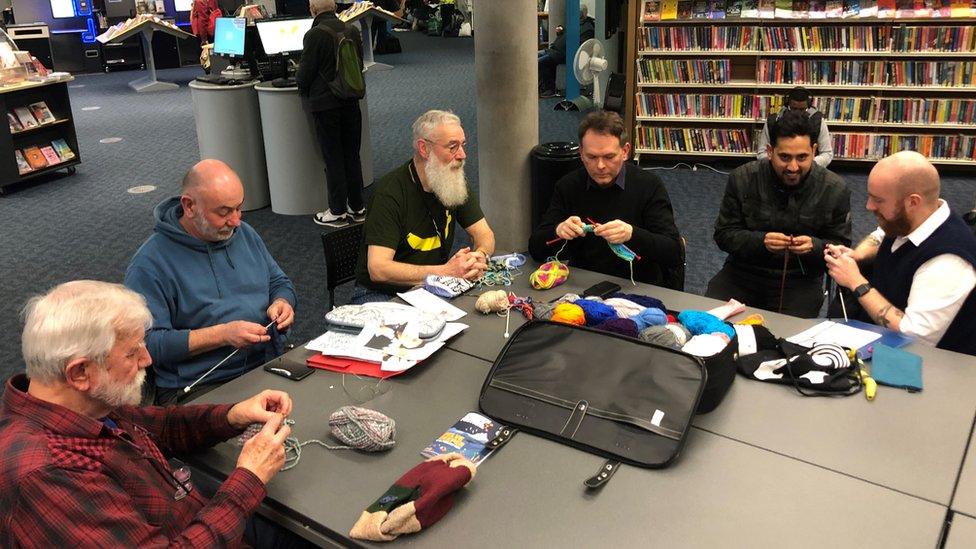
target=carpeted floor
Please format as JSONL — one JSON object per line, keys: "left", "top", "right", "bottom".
{"left": 0, "top": 29, "right": 973, "bottom": 384}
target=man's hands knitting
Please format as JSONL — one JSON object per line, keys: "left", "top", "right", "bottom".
{"left": 556, "top": 216, "right": 587, "bottom": 240}
{"left": 236, "top": 413, "right": 291, "bottom": 484}
{"left": 228, "top": 390, "right": 293, "bottom": 429}
{"left": 593, "top": 219, "right": 633, "bottom": 244}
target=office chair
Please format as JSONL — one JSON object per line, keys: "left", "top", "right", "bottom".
{"left": 320, "top": 223, "right": 365, "bottom": 310}
{"left": 664, "top": 236, "right": 687, "bottom": 292}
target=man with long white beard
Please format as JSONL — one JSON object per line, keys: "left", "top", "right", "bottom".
{"left": 825, "top": 151, "right": 976, "bottom": 355}
{"left": 125, "top": 159, "right": 297, "bottom": 404}
{"left": 353, "top": 110, "right": 495, "bottom": 302}
{"left": 0, "top": 281, "right": 301, "bottom": 546}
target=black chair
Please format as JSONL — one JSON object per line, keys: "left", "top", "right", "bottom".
{"left": 320, "top": 223, "right": 365, "bottom": 310}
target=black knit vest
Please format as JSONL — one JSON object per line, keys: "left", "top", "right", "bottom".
{"left": 869, "top": 213, "right": 976, "bottom": 355}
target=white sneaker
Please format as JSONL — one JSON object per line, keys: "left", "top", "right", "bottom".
{"left": 314, "top": 210, "right": 349, "bottom": 227}
{"left": 347, "top": 206, "right": 366, "bottom": 223}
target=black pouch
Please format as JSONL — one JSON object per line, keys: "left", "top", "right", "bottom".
{"left": 479, "top": 320, "right": 709, "bottom": 477}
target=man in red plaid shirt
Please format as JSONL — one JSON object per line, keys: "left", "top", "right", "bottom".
{"left": 0, "top": 280, "right": 298, "bottom": 547}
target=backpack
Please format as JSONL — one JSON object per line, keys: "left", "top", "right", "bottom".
{"left": 320, "top": 25, "right": 366, "bottom": 100}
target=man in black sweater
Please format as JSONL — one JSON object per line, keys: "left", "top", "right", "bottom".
{"left": 297, "top": 0, "right": 365, "bottom": 228}
{"left": 706, "top": 109, "right": 851, "bottom": 317}
{"left": 529, "top": 111, "right": 683, "bottom": 288}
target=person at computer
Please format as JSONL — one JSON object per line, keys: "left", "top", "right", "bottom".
{"left": 756, "top": 86, "right": 834, "bottom": 168}
{"left": 352, "top": 109, "right": 495, "bottom": 303}
{"left": 297, "top": 0, "right": 367, "bottom": 228}
{"left": 825, "top": 151, "right": 976, "bottom": 355}
{"left": 124, "top": 159, "right": 297, "bottom": 405}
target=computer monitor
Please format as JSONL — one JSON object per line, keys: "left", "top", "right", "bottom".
{"left": 213, "top": 17, "right": 247, "bottom": 58}
{"left": 256, "top": 18, "right": 313, "bottom": 56}
{"left": 174, "top": 0, "right": 194, "bottom": 11}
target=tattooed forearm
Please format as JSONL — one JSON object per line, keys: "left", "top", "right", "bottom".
{"left": 876, "top": 304, "right": 894, "bottom": 327}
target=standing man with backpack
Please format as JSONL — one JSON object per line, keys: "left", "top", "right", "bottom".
{"left": 298, "top": 0, "right": 368, "bottom": 228}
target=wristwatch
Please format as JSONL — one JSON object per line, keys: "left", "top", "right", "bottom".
{"left": 853, "top": 283, "right": 873, "bottom": 298}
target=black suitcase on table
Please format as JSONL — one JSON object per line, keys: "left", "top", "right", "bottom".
{"left": 479, "top": 321, "right": 736, "bottom": 474}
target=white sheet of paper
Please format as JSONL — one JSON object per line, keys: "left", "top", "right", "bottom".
{"left": 397, "top": 288, "right": 467, "bottom": 321}
{"left": 305, "top": 324, "right": 384, "bottom": 363}
{"left": 786, "top": 321, "right": 881, "bottom": 350}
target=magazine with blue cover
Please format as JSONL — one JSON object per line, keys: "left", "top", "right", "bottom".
{"left": 421, "top": 412, "right": 506, "bottom": 464}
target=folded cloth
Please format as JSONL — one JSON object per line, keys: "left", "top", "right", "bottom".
{"left": 681, "top": 334, "right": 729, "bottom": 358}
{"left": 870, "top": 344, "right": 923, "bottom": 391}
{"left": 349, "top": 453, "right": 477, "bottom": 542}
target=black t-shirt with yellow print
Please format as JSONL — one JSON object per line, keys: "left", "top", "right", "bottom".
{"left": 355, "top": 160, "right": 485, "bottom": 294}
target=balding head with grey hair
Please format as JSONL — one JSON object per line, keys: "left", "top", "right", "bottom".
{"left": 411, "top": 109, "right": 462, "bottom": 153}
{"left": 309, "top": 0, "right": 336, "bottom": 16}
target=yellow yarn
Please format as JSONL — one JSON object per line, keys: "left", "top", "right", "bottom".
{"left": 530, "top": 260, "right": 569, "bottom": 290}
{"left": 736, "top": 313, "right": 766, "bottom": 326}
{"left": 551, "top": 303, "right": 585, "bottom": 326}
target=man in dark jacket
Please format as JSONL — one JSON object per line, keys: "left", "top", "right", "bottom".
{"left": 297, "top": 0, "right": 366, "bottom": 227}
{"left": 528, "top": 111, "right": 683, "bottom": 288}
{"left": 538, "top": 5, "right": 596, "bottom": 98}
{"left": 706, "top": 109, "right": 851, "bottom": 317}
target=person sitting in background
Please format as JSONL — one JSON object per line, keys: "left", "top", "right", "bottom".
{"left": 538, "top": 4, "right": 595, "bottom": 98}
{"left": 707, "top": 109, "right": 851, "bottom": 318}
{"left": 528, "top": 111, "right": 683, "bottom": 288}
{"left": 353, "top": 109, "right": 495, "bottom": 303}
{"left": 125, "top": 159, "right": 296, "bottom": 405}
{"left": 0, "top": 280, "right": 299, "bottom": 546}
{"left": 825, "top": 151, "right": 976, "bottom": 355}
{"left": 756, "top": 86, "right": 834, "bottom": 168}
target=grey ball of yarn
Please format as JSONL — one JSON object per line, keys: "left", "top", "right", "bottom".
{"left": 534, "top": 301, "right": 556, "bottom": 320}
{"left": 328, "top": 406, "right": 396, "bottom": 452}
{"left": 639, "top": 325, "right": 680, "bottom": 349}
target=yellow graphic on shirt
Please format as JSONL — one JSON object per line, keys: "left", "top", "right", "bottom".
{"left": 407, "top": 211, "right": 452, "bottom": 251}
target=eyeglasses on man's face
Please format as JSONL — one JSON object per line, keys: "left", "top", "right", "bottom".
{"left": 424, "top": 139, "right": 466, "bottom": 155}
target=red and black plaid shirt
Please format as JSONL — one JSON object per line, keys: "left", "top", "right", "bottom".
{"left": 0, "top": 374, "right": 265, "bottom": 547}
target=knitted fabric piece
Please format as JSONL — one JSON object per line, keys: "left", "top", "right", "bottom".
{"left": 349, "top": 453, "right": 476, "bottom": 542}
{"left": 573, "top": 299, "right": 618, "bottom": 327}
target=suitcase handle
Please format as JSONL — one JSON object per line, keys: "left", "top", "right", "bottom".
{"left": 584, "top": 459, "right": 621, "bottom": 489}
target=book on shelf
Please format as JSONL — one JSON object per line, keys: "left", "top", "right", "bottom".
{"left": 775, "top": 0, "right": 795, "bottom": 17}
{"left": 643, "top": 0, "right": 662, "bottom": 20}
{"left": 51, "top": 138, "right": 75, "bottom": 161}
{"left": 932, "top": 0, "right": 951, "bottom": 16}
{"left": 13, "top": 107, "right": 38, "bottom": 129}
{"left": 39, "top": 146, "right": 61, "bottom": 166}
{"left": 709, "top": 0, "right": 728, "bottom": 17}
{"left": 842, "top": 0, "right": 861, "bottom": 16}
{"left": 693, "top": 0, "right": 710, "bottom": 17}
{"left": 858, "top": 0, "right": 879, "bottom": 15}
{"left": 23, "top": 146, "right": 47, "bottom": 169}
{"left": 678, "top": 0, "right": 694, "bottom": 18}
{"left": 14, "top": 150, "right": 31, "bottom": 174}
{"left": 727, "top": 0, "right": 745, "bottom": 16}
{"left": 662, "top": 0, "right": 679, "bottom": 19}
{"left": 809, "top": 0, "right": 828, "bottom": 15}
{"left": 759, "top": 0, "right": 776, "bottom": 17}
{"left": 28, "top": 102, "right": 56, "bottom": 125}
{"left": 793, "top": 0, "right": 812, "bottom": 16}
{"left": 894, "top": 0, "right": 916, "bottom": 15}
{"left": 7, "top": 111, "right": 22, "bottom": 133}
{"left": 742, "top": 0, "right": 761, "bottom": 15}
{"left": 949, "top": 0, "right": 969, "bottom": 16}
{"left": 916, "top": 0, "right": 934, "bottom": 16}
{"left": 878, "top": 0, "right": 896, "bottom": 15}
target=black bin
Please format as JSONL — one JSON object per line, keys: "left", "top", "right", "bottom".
{"left": 530, "top": 142, "right": 582, "bottom": 229}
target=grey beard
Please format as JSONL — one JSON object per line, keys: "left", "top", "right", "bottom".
{"left": 91, "top": 368, "right": 146, "bottom": 408}
{"left": 425, "top": 158, "right": 469, "bottom": 208}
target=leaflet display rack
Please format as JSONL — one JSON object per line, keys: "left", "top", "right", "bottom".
{"left": 100, "top": 18, "right": 195, "bottom": 92}
{"left": 339, "top": 4, "right": 407, "bottom": 72}
{"left": 0, "top": 77, "right": 80, "bottom": 194}
{"left": 623, "top": 4, "right": 976, "bottom": 166}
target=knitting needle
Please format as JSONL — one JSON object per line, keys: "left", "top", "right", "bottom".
{"left": 586, "top": 217, "right": 643, "bottom": 261}
{"left": 184, "top": 320, "right": 277, "bottom": 394}
{"left": 839, "top": 287, "right": 849, "bottom": 323}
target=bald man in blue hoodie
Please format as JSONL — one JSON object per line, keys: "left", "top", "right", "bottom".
{"left": 125, "top": 159, "right": 296, "bottom": 405}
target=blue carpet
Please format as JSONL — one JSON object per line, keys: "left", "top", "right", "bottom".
{"left": 0, "top": 30, "right": 973, "bottom": 385}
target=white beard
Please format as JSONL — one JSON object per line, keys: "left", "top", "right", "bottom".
{"left": 425, "top": 155, "right": 469, "bottom": 208}
{"left": 192, "top": 212, "right": 234, "bottom": 242}
{"left": 91, "top": 368, "right": 146, "bottom": 408}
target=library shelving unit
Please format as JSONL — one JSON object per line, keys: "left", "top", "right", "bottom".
{"left": 622, "top": 6, "right": 976, "bottom": 167}
{"left": 0, "top": 77, "right": 81, "bottom": 194}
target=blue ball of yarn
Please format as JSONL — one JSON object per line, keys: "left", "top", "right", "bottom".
{"left": 611, "top": 292, "right": 667, "bottom": 312}
{"left": 677, "top": 310, "right": 735, "bottom": 339}
{"left": 630, "top": 307, "right": 667, "bottom": 331}
{"left": 573, "top": 299, "right": 618, "bottom": 327}
{"left": 595, "top": 318, "right": 639, "bottom": 338}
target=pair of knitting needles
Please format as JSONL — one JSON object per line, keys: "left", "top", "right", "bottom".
{"left": 545, "top": 217, "right": 642, "bottom": 261}
{"left": 184, "top": 320, "right": 277, "bottom": 394}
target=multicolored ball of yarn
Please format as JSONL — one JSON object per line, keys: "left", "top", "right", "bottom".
{"left": 530, "top": 260, "right": 569, "bottom": 290}
{"left": 550, "top": 303, "right": 585, "bottom": 326}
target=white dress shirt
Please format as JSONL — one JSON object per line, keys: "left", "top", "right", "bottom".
{"left": 869, "top": 200, "right": 976, "bottom": 346}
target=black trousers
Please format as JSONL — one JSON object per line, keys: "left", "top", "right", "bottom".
{"left": 705, "top": 262, "right": 825, "bottom": 318}
{"left": 311, "top": 105, "right": 365, "bottom": 216}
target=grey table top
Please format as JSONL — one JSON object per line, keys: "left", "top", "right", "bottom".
{"left": 946, "top": 513, "right": 976, "bottom": 549}
{"left": 448, "top": 262, "right": 976, "bottom": 506}
{"left": 952, "top": 426, "right": 976, "bottom": 517}
{"left": 191, "top": 346, "right": 947, "bottom": 548}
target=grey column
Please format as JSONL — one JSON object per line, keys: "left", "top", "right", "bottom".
{"left": 474, "top": 0, "right": 539, "bottom": 253}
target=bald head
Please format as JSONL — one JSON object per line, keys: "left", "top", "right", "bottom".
{"left": 179, "top": 159, "right": 245, "bottom": 242}
{"left": 309, "top": 0, "right": 336, "bottom": 16}
{"left": 870, "top": 150, "right": 941, "bottom": 205}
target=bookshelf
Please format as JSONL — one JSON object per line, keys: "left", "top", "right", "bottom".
{"left": 0, "top": 78, "right": 81, "bottom": 194}
{"left": 623, "top": 5, "right": 976, "bottom": 166}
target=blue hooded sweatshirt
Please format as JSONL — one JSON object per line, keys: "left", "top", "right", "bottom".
{"left": 124, "top": 197, "right": 297, "bottom": 390}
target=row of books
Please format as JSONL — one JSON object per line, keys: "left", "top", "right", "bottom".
{"left": 832, "top": 132, "right": 976, "bottom": 159}
{"left": 6, "top": 101, "right": 57, "bottom": 133}
{"left": 640, "top": 25, "right": 976, "bottom": 51}
{"left": 634, "top": 126, "right": 757, "bottom": 152}
{"left": 635, "top": 92, "right": 976, "bottom": 124}
{"left": 638, "top": 58, "right": 732, "bottom": 84}
{"left": 641, "top": 0, "right": 976, "bottom": 21}
{"left": 756, "top": 59, "right": 976, "bottom": 86}
{"left": 15, "top": 139, "right": 76, "bottom": 175}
